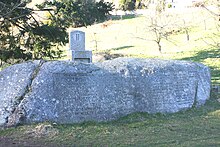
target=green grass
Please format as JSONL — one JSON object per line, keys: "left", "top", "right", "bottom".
{"left": 81, "top": 8, "right": 219, "bottom": 84}
{"left": 0, "top": 93, "right": 219, "bottom": 146}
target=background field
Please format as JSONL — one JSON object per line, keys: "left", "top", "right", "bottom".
{"left": 64, "top": 8, "right": 220, "bottom": 83}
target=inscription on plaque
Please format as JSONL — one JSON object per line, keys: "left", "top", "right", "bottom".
{"left": 69, "top": 31, "right": 85, "bottom": 51}
{"left": 53, "top": 73, "right": 133, "bottom": 120}
{"left": 51, "top": 68, "right": 199, "bottom": 121}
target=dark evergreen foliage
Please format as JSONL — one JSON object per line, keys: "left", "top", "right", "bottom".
{"left": 120, "top": 0, "right": 136, "bottom": 11}
{"left": 0, "top": 0, "right": 113, "bottom": 65}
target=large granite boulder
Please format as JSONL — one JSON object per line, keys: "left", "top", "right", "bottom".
{"left": 0, "top": 58, "right": 211, "bottom": 127}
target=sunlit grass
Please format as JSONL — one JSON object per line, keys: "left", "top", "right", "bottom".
{"left": 73, "top": 8, "right": 219, "bottom": 84}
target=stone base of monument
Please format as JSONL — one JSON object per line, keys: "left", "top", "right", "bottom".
{"left": 70, "top": 50, "right": 92, "bottom": 63}
{"left": 0, "top": 58, "right": 211, "bottom": 127}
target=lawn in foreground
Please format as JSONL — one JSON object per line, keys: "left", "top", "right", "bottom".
{"left": 0, "top": 92, "right": 219, "bottom": 146}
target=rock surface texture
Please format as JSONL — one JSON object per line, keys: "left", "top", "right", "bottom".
{"left": 0, "top": 58, "right": 211, "bottom": 127}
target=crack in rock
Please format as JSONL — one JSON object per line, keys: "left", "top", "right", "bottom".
{"left": 6, "top": 60, "right": 46, "bottom": 127}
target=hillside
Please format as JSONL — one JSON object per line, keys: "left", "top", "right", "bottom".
{"left": 65, "top": 8, "right": 219, "bottom": 84}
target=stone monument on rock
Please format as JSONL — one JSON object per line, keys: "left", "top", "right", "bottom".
{"left": 69, "top": 30, "right": 92, "bottom": 63}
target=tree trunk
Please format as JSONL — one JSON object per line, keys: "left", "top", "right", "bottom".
{"left": 157, "top": 42, "right": 162, "bottom": 53}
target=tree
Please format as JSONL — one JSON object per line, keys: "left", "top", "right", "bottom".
{"left": 147, "top": 16, "right": 174, "bottom": 53}
{"left": 156, "top": 0, "right": 166, "bottom": 13}
{"left": 0, "top": 0, "right": 67, "bottom": 65}
{"left": 119, "top": 0, "right": 136, "bottom": 11}
{"left": 39, "top": 0, "right": 114, "bottom": 27}
{"left": 201, "top": 0, "right": 220, "bottom": 48}
{"left": 0, "top": 0, "right": 113, "bottom": 66}
{"left": 136, "top": 0, "right": 151, "bottom": 9}
{"left": 136, "top": 13, "right": 180, "bottom": 53}
{"left": 202, "top": 0, "right": 219, "bottom": 19}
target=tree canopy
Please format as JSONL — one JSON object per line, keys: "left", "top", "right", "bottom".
{"left": 119, "top": 0, "right": 136, "bottom": 11}
{"left": 0, "top": 0, "right": 113, "bottom": 66}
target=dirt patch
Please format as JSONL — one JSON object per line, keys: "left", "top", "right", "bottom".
{"left": 27, "top": 124, "right": 59, "bottom": 138}
{"left": 93, "top": 52, "right": 125, "bottom": 62}
{"left": 0, "top": 124, "right": 59, "bottom": 147}
{"left": 0, "top": 136, "right": 57, "bottom": 147}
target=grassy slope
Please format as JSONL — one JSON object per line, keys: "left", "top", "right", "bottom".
{"left": 74, "top": 8, "right": 220, "bottom": 83}
{"left": 0, "top": 8, "right": 220, "bottom": 146}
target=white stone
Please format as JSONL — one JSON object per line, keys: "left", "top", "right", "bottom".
{"left": 69, "top": 30, "right": 85, "bottom": 51}
{"left": 68, "top": 30, "right": 92, "bottom": 63}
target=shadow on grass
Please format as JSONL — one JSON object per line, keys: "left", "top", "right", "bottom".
{"left": 179, "top": 48, "right": 220, "bottom": 83}
{"left": 112, "top": 94, "right": 220, "bottom": 124}
{"left": 180, "top": 49, "right": 220, "bottom": 63}
{"left": 109, "top": 45, "right": 134, "bottom": 51}
{"left": 94, "top": 46, "right": 133, "bottom": 61}
{"left": 111, "top": 14, "right": 138, "bottom": 20}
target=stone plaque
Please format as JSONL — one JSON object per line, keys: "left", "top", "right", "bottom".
{"left": 69, "top": 30, "right": 85, "bottom": 51}
{"left": 52, "top": 73, "right": 134, "bottom": 122}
